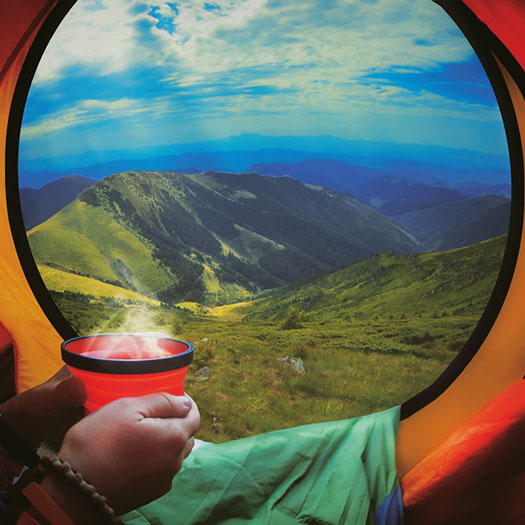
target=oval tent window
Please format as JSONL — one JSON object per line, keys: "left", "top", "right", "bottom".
{"left": 17, "top": 0, "right": 510, "bottom": 442}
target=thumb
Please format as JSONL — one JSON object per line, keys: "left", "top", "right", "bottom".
{"left": 54, "top": 375, "right": 87, "bottom": 407}
{"left": 136, "top": 393, "right": 192, "bottom": 420}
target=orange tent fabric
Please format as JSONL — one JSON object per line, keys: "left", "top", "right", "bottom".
{"left": 0, "top": 0, "right": 64, "bottom": 393}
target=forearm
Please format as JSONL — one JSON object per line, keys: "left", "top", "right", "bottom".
{"left": 39, "top": 470, "right": 105, "bottom": 525}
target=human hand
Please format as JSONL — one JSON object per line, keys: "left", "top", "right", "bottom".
{"left": 57, "top": 393, "right": 200, "bottom": 515}
{"left": 0, "top": 366, "right": 86, "bottom": 447}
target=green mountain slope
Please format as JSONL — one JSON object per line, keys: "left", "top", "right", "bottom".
{"left": 29, "top": 170, "right": 419, "bottom": 305}
{"left": 28, "top": 200, "right": 173, "bottom": 296}
{"left": 245, "top": 235, "right": 507, "bottom": 322}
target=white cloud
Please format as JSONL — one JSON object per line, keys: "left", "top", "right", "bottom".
{"left": 35, "top": 0, "right": 473, "bottom": 84}
{"left": 34, "top": 0, "right": 143, "bottom": 83}
{"left": 21, "top": 97, "right": 170, "bottom": 138}
{"left": 149, "top": 0, "right": 473, "bottom": 80}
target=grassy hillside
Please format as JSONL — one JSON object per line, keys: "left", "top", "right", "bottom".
{"left": 30, "top": 170, "right": 420, "bottom": 306}
{"left": 54, "top": 297, "right": 475, "bottom": 442}
{"left": 167, "top": 315, "right": 468, "bottom": 442}
{"left": 245, "top": 234, "right": 507, "bottom": 322}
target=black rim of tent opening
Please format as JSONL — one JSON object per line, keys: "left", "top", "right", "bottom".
{"left": 4, "top": 0, "right": 525, "bottom": 419}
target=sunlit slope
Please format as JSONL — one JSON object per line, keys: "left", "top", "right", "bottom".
{"left": 28, "top": 200, "right": 173, "bottom": 295}
{"left": 38, "top": 265, "right": 160, "bottom": 305}
{"left": 245, "top": 235, "right": 507, "bottom": 321}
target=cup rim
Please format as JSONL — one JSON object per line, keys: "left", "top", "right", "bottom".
{"left": 61, "top": 333, "right": 194, "bottom": 375}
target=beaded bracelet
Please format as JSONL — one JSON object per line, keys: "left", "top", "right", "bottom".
{"left": 40, "top": 455, "right": 121, "bottom": 524}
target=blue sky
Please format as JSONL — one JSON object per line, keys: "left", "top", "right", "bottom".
{"left": 19, "top": 0, "right": 509, "bottom": 164}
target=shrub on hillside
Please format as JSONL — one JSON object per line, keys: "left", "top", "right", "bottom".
{"left": 281, "top": 307, "right": 305, "bottom": 330}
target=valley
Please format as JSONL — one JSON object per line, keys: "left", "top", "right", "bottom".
{"left": 23, "top": 162, "right": 510, "bottom": 443}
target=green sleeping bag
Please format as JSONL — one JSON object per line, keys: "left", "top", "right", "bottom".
{"left": 121, "top": 406, "right": 400, "bottom": 525}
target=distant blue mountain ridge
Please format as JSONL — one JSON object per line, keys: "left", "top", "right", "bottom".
{"left": 19, "top": 134, "right": 509, "bottom": 188}
{"left": 243, "top": 160, "right": 509, "bottom": 215}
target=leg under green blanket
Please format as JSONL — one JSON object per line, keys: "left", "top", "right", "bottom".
{"left": 121, "top": 406, "right": 400, "bottom": 525}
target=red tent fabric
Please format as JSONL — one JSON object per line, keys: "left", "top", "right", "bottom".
{"left": 402, "top": 379, "right": 525, "bottom": 524}
{"left": 462, "top": 0, "right": 525, "bottom": 70}
{"left": 0, "top": 323, "right": 15, "bottom": 402}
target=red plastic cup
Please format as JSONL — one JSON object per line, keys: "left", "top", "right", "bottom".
{"left": 61, "top": 333, "right": 193, "bottom": 412}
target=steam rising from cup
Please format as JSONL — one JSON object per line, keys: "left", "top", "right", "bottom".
{"left": 62, "top": 333, "right": 193, "bottom": 412}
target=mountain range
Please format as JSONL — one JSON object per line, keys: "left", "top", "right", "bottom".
{"left": 27, "top": 170, "right": 419, "bottom": 305}
{"left": 451, "top": 181, "right": 511, "bottom": 198}
{"left": 20, "top": 134, "right": 509, "bottom": 188}
{"left": 20, "top": 151, "right": 511, "bottom": 230}
{"left": 242, "top": 159, "right": 510, "bottom": 229}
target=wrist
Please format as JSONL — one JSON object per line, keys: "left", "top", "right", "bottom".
{"left": 4, "top": 465, "right": 78, "bottom": 525}
{"left": 41, "top": 454, "right": 120, "bottom": 523}
{"left": 5, "top": 458, "right": 119, "bottom": 525}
